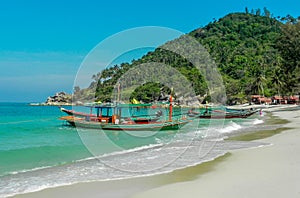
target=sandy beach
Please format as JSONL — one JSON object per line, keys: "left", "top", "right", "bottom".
{"left": 133, "top": 109, "right": 300, "bottom": 198}
{"left": 14, "top": 109, "right": 300, "bottom": 198}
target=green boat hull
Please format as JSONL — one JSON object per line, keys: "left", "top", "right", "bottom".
{"left": 65, "top": 119, "right": 189, "bottom": 131}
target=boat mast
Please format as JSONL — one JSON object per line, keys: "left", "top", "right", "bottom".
{"left": 169, "top": 95, "right": 173, "bottom": 121}
{"left": 117, "top": 82, "right": 120, "bottom": 104}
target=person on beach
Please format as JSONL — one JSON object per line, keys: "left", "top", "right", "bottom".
{"left": 259, "top": 109, "right": 263, "bottom": 116}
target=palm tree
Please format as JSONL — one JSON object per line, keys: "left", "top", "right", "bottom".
{"left": 250, "top": 72, "right": 267, "bottom": 96}
{"left": 271, "top": 68, "right": 285, "bottom": 96}
{"left": 257, "top": 74, "right": 267, "bottom": 96}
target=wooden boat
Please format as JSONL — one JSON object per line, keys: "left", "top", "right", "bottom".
{"left": 60, "top": 105, "right": 162, "bottom": 122}
{"left": 60, "top": 115, "right": 188, "bottom": 130}
{"left": 188, "top": 108, "right": 258, "bottom": 119}
{"left": 60, "top": 105, "right": 161, "bottom": 124}
{"left": 60, "top": 107, "right": 95, "bottom": 117}
{"left": 60, "top": 96, "right": 190, "bottom": 130}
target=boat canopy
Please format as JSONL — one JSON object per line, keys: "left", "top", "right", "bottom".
{"left": 86, "top": 103, "right": 160, "bottom": 109}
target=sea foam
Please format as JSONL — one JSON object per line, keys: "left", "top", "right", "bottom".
{"left": 219, "top": 121, "right": 242, "bottom": 133}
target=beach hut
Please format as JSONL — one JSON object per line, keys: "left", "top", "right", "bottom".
{"left": 265, "top": 98, "right": 272, "bottom": 105}
{"left": 251, "top": 95, "right": 271, "bottom": 105}
{"left": 251, "top": 95, "right": 261, "bottom": 104}
{"left": 288, "top": 96, "right": 299, "bottom": 104}
{"left": 271, "top": 96, "right": 283, "bottom": 105}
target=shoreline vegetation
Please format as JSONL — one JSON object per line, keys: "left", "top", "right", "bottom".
{"left": 34, "top": 9, "right": 299, "bottom": 107}
{"left": 14, "top": 108, "right": 299, "bottom": 198}
{"left": 70, "top": 9, "right": 299, "bottom": 105}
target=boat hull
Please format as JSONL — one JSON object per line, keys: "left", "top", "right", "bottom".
{"left": 61, "top": 116, "right": 189, "bottom": 131}
{"left": 189, "top": 110, "right": 257, "bottom": 119}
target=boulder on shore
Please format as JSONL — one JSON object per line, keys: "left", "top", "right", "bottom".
{"left": 45, "top": 92, "right": 72, "bottom": 106}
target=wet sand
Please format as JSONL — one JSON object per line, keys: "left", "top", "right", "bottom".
{"left": 133, "top": 110, "right": 300, "bottom": 198}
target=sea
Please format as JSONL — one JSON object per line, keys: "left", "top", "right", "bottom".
{"left": 0, "top": 102, "right": 280, "bottom": 197}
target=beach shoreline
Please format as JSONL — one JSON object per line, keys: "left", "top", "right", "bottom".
{"left": 13, "top": 109, "right": 300, "bottom": 198}
{"left": 132, "top": 109, "right": 300, "bottom": 198}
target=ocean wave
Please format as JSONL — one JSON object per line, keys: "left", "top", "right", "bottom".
{"left": 1, "top": 143, "right": 165, "bottom": 179}
{"left": 252, "top": 118, "right": 264, "bottom": 125}
{"left": 75, "top": 143, "right": 164, "bottom": 163}
{"left": 0, "top": 165, "right": 54, "bottom": 178}
{"left": 0, "top": 138, "right": 267, "bottom": 198}
{"left": 219, "top": 121, "right": 242, "bottom": 133}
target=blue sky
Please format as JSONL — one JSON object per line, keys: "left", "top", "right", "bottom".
{"left": 0, "top": 0, "right": 299, "bottom": 102}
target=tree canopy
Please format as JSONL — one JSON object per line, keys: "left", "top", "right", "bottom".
{"left": 74, "top": 9, "right": 300, "bottom": 105}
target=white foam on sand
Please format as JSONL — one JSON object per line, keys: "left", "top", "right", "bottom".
{"left": 252, "top": 118, "right": 264, "bottom": 125}
{"left": 132, "top": 110, "right": 300, "bottom": 198}
{"left": 219, "top": 121, "right": 242, "bottom": 133}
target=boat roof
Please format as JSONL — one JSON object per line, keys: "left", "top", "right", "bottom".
{"left": 118, "top": 103, "right": 153, "bottom": 107}
{"left": 86, "top": 103, "right": 154, "bottom": 108}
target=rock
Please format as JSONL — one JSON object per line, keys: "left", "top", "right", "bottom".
{"left": 45, "top": 92, "right": 72, "bottom": 106}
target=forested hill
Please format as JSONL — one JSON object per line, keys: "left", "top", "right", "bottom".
{"left": 74, "top": 10, "right": 300, "bottom": 105}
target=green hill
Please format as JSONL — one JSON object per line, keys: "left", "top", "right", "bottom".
{"left": 74, "top": 9, "right": 300, "bottom": 105}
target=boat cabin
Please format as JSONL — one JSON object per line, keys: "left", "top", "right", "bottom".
{"left": 87, "top": 103, "right": 160, "bottom": 124}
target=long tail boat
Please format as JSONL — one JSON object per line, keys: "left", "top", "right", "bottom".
{"left": 187, "top": 108, "right": 258, "bottom": 119}
{"left": 60, "top": 115, "right": 188, "bottom": 130}
{"left": 60, "top": 96, "right": 190, "bottom": 130}
{"left": 60, "top": 107, "right": 95, "bottom": 117}
{"left": 59, "top": 106, "right": 162, "bottom": 123}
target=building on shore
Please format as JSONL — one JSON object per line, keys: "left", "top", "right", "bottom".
{"left": 251, "top": 95, "right": 299, "bottom": 105}
{"left": 250, "top": 95, "right": 272, "bottom": 105}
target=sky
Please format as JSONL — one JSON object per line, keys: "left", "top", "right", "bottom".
{"left": 0, "top": 0, "right": 299, "bottom": 102}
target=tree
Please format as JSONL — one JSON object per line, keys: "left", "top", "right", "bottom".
{"left": 276, "top": 18, "right": 300, "bottom": 94}
{"left": 245, "top": 7, "right": 249, "bottom": 14}
{"left": 263, "top": 7, "right": 271, "bottom": 18}
{"left": 271, "top": 67, "right": 285, "bottom": 96}
{"left": 74, "top": 12, "right": 298, "bottom": 104}
{"left": 256, "top": 8, "right": 261, "bottom": 16}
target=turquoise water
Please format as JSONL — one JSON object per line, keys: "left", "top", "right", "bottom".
{"left": 0, "top": 103, "right": 174, "bottom": 176}
{"left": 0, "top": 103, "right": 270, "bottom": 197}
{"left": 0, "top": 103, "right": 92, "bottom": 176}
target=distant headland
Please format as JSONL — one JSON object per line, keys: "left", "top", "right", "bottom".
{"left": 29, "top": 92, "right": 73, "bottom": 106}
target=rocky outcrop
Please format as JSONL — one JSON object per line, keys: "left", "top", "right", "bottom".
{"left": 45, "top": 92, "right": 72, "bottom": 106}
